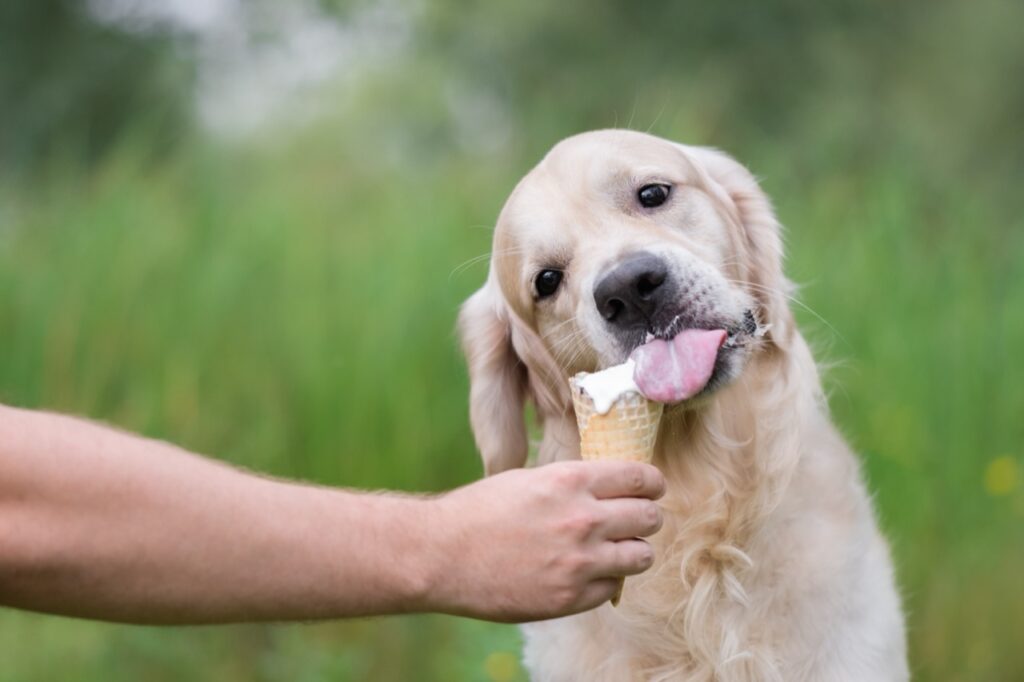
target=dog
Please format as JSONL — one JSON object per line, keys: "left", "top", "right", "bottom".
{"left": 458, "top": 130, "right": 908, "bottom": 681}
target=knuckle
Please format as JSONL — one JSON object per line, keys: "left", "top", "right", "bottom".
{"left": 574, "top": 552, "right": 596, "bottom": 576}
{"left": 551, "top": 463, "right": 585, "bottom": 490}
{"left": 552, "top": 585, "right": 578, "bottom": 612}
{"left": 562, "top": 511, "right": 600, "bottom": 538}
{"left": 556, "top": 551, "right": 593, "bottom": 580}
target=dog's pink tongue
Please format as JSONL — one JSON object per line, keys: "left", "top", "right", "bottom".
{"left": 630, "top": 329, "right": 728, "bottom": 403}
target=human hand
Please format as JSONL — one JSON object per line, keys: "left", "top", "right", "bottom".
{"left": 422, "top": 460, "right": 665, "bottom": 622}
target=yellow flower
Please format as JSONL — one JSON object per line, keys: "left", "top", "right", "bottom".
{"left": 484, "top": 651, "right": 521, "bottom": 682}
{"left": 983, "top": 456, "right": 1018, "bottom": 497}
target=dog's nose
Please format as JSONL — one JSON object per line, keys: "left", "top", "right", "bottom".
{"left": 593, "top": 252, "right": 671, "bottom": 328}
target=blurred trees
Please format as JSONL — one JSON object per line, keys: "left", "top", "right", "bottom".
{"left": 414, "top": 0, "right": 1024, "bottom": 184}
{"left": 1, "top": 0, "right": 1021, "bottom": 190}
{"left": 0, "top": 0, "right": 194, "bottom": 171}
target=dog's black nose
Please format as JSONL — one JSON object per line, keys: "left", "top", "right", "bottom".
{"left": 593, "top": 253, "right": 672, "bottom": 328}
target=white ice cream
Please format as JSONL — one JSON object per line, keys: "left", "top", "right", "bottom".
{"left": 575, "top": 358, "right": 642, "bottom": 414}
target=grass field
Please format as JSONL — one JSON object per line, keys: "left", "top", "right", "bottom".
{"left": 1, "top": 127, "right": 1021, "bottom": 680}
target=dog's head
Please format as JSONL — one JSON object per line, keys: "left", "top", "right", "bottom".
{"left": 460, "top": 130, "right": 793, "bottom": 474}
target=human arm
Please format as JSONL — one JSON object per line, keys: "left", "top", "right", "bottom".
{"left": 0, "top": 404, "right": 663, "bottom": 624}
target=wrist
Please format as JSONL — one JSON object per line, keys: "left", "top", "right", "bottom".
{"left": 405, "top": 492, "right": 461, "bottom": 615}
{"left": 383, "top": 493, "right": 451, "bottom": 614}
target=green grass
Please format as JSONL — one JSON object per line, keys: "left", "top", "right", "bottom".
{"left": 0, "top": 131, "right": 1021, "bottom": 681}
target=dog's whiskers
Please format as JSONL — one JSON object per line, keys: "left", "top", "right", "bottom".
{"left": 448, "top": 246, "right": 532, "bottom": 280}
{"left": 548, "top": 330, "right": 586, "bottom": 361}
{"left": 549, "top": 329, "right": 589, "bottom": 370}
{"left": 725, "top": 277, "right": 848, "bottom": 348}
{"left": 540, "top": 315, "right": 581, "bottom": 342}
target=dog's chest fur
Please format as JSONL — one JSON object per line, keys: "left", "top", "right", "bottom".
{"left": 521, "top": 379, "right": 907, "bottom": 681}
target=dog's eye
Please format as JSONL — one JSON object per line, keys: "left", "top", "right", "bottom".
{"left": 637, "top": 184, "right": 671, "bottom": 208}
{"left": 535, "top": 269, "right": 563, "bottom": 299}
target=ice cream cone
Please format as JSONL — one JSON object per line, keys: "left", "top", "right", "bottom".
{"left": 569, "top": 374, "right": 663, "bottom": 605}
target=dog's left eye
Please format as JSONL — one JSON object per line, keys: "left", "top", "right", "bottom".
{"left": 535, "top": 269, "right": 563, "bottom": 299}
{"left": 637, "top": 183, "right": 671, "bottom": 208}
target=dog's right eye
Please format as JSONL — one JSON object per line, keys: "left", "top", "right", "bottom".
{"left": 535, "top": 269, "right": 563, "bottom": 299}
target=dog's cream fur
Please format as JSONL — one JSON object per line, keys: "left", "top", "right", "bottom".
{"left": 459, "top": 130, "right": 907, "bottom": 681}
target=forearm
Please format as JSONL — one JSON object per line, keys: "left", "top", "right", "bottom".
{"left": 0, "top": 405, "right": 434, "bottom": 624}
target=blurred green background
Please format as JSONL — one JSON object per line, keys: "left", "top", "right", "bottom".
{"left": 1, "top": 1, "right": 1022, "bottom": 680}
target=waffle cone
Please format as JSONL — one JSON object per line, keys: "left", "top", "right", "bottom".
{"left": 569, "top": 376, "right": 663, "bottom": 464}
{"left": 569, "top": 374, "right": 663, "bottom": 605}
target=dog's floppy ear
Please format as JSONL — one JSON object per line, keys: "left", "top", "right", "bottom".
{"left": 458, "top": 280, "right": 529, "bottom": 475}
{"left": 681, "top": 145, "right": 796, "bottom": 348}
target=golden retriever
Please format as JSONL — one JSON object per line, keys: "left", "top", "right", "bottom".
{"left": 459, "top": 130, "right": 908, "bottom": 681}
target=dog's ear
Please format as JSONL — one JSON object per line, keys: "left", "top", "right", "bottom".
{"left": 680, "top": 145, "right": 796, "bottom": 348}
{"left": 458, "top": 281, "right": 529, "bottom": 475}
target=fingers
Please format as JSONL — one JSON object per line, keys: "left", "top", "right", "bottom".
{"left": 595, "top": 538, "right": 656, "bottom": 578}
{"left": 574, "top": 577, "right": 622, "bottom": 612}
{"left": 585, "top": 461, "right": 665, "bottom": 501}
{"left": 597, "top": 498, "right": 663, "bottom": 540}
{"left": 554, "top": 542, "right": 658, "bottom": 616}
